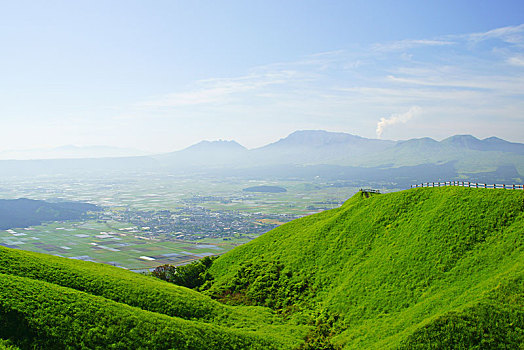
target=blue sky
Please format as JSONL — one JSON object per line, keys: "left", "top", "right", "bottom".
{"left": 1, "top": 0, "right": 523, "bottom": 155}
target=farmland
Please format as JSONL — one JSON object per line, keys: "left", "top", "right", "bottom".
{"left": 0, "top": 173, "right": 380, "bottom": 269}
{"left": 0, "top": 220, "right": 238, "bottom": 270}
{"left": 0, "top": 173, "right": 366, "bottom": 213}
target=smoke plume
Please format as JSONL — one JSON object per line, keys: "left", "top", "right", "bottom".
{"left": 376, "top": 106, "right": 421, "bottom": 138}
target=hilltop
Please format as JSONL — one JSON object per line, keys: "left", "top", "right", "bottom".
{"left": 0, "top": 187, "right": 522, "bottom": 348}
{"left": 206, "top": 187, "right": 524, "bottom": 348}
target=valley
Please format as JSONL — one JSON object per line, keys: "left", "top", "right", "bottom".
{"left": 0, "top": 173, "right": 365, "bottom": 269}
{"left": 0, "top": 187, "right": 522, "bottom": 349}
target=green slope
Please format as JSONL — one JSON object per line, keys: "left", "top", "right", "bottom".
{"left": 1, "top": 187, "right": 522, "bottom": 349}
{"left": 207, "top": 187, "right": 524, "bottom": 348}
{"left": 0, "top": 248, "right": 308, "bottom": 349}
{"left": 0, "top": 273, "right": 286, "bottom": 349}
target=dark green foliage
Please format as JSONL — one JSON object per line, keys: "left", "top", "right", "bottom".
{"left": 211, "top": 258, "right": 311, "bottom": 310}
{"left": 151, "top": 256, "right": 215, "bottom": 289}
{"left": 299, "top": 313, "right": 343, "bottom": 350}
{"left": 0, "top": 198, "right": 99, "bottom": 229}
{"left": 0, "top": 339, "right": 20, "bottom": 350}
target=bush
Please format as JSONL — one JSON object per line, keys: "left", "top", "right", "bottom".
{"left": 151, "top": 256, "right": 215, "bottom": 289}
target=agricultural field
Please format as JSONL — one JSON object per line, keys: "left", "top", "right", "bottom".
{"left": 0, "top": 173, "right": 372, "bottom": 214}
{"left": 0, "top": 219, "right": 244, "bottom": 270}
{"left": 0, "top": 173, "right": 392, "bottom": 270}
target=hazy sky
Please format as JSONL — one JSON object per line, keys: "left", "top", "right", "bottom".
{"left": 1, "top": 0, "right": 523, "bottom": 154}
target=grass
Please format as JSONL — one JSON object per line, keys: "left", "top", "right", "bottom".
{"left": 1, "top": 186, "right": 522, "bottom": 348}
{"left": 207, "top": 187, "right": 524, "bottom": 348}
{"left": 0, "top": 247, "right": 308, "bottom": 349}
{"left": 0, "top": 273, "right": 289, "bottom": 349}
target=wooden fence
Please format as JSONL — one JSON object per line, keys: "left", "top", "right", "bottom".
{"left": 411, "top": 181, "right": 524, "bottom": 190}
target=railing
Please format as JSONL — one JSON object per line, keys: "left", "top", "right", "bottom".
{"left": 411, "top": 181, "right": 524, "bottom": 190}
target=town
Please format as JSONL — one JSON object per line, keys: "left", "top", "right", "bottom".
{"left": 94, "top": 205, "right": 301, "bottom": 241}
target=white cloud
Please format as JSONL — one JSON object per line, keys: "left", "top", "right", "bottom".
{"left": 376, "top": 106, "right": 422, "bottom": 138}
{"left": 372, "top": 39, "right": 454, "bottom": 52}
{"left": 140, "top": 71, "right": 299, "bottom": 107}
{"left": 508, "top": 56, "right": 524, "bottom": 67}
{"left": 465, "top": 24, "right": 524, "bottom": 44}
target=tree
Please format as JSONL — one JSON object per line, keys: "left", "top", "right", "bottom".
{"left": 150, "top": 256, "right": 215, "bottom": 289}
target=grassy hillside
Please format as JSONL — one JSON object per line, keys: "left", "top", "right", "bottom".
{"left": 1, "top": 187, "right": 522, "bottom": 348}
{"left": 0, "top": 248, "right": 308, "bottom": 349}
{"left": 0, "top": 273, "right": 292, "bottom": 349}
{"left": 207, "top": 187, "right": 524, "bottom": 348}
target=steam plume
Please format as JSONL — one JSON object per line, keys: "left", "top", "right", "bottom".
{"left": 376, "top": 106, "right": 421, "bottom": 138}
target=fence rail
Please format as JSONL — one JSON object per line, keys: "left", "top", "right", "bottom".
{"left": 411, "top": 181, "right": 524, "bottom": 190}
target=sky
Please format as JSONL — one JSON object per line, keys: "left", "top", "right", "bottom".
{"left": 1, "top": 0, "right": 523, "bottom": 156}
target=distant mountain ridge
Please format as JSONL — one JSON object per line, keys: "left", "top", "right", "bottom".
{"left": 0, "top": 130, "right": 523, "bottom": 185}
{"left": 153, "top": 131, "right": 524, "bottom": 181}
{"left": 158, "top": 131, "right": 524, "bottom": 166}
{"left": 156, "top": 140, "right": 248, "bottom": 169}
{"left": 441, "top": 135, "right": 524, "bottom": 154}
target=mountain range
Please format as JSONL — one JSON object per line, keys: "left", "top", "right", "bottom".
{"left": 1, "top": 130, "right": 523, "bottom": 186}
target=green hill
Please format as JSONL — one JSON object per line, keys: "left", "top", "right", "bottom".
{"left": 0, "top": 198, "right": 100, "bottom": 230}
{"left": 0, "top": 187, "right": 522, "bottom": 348}
{"left": 0, "top": 248, "right": 307, "bottom": 349}
{"left": 206, "top": 187, "right": 524, "bottom": 348}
